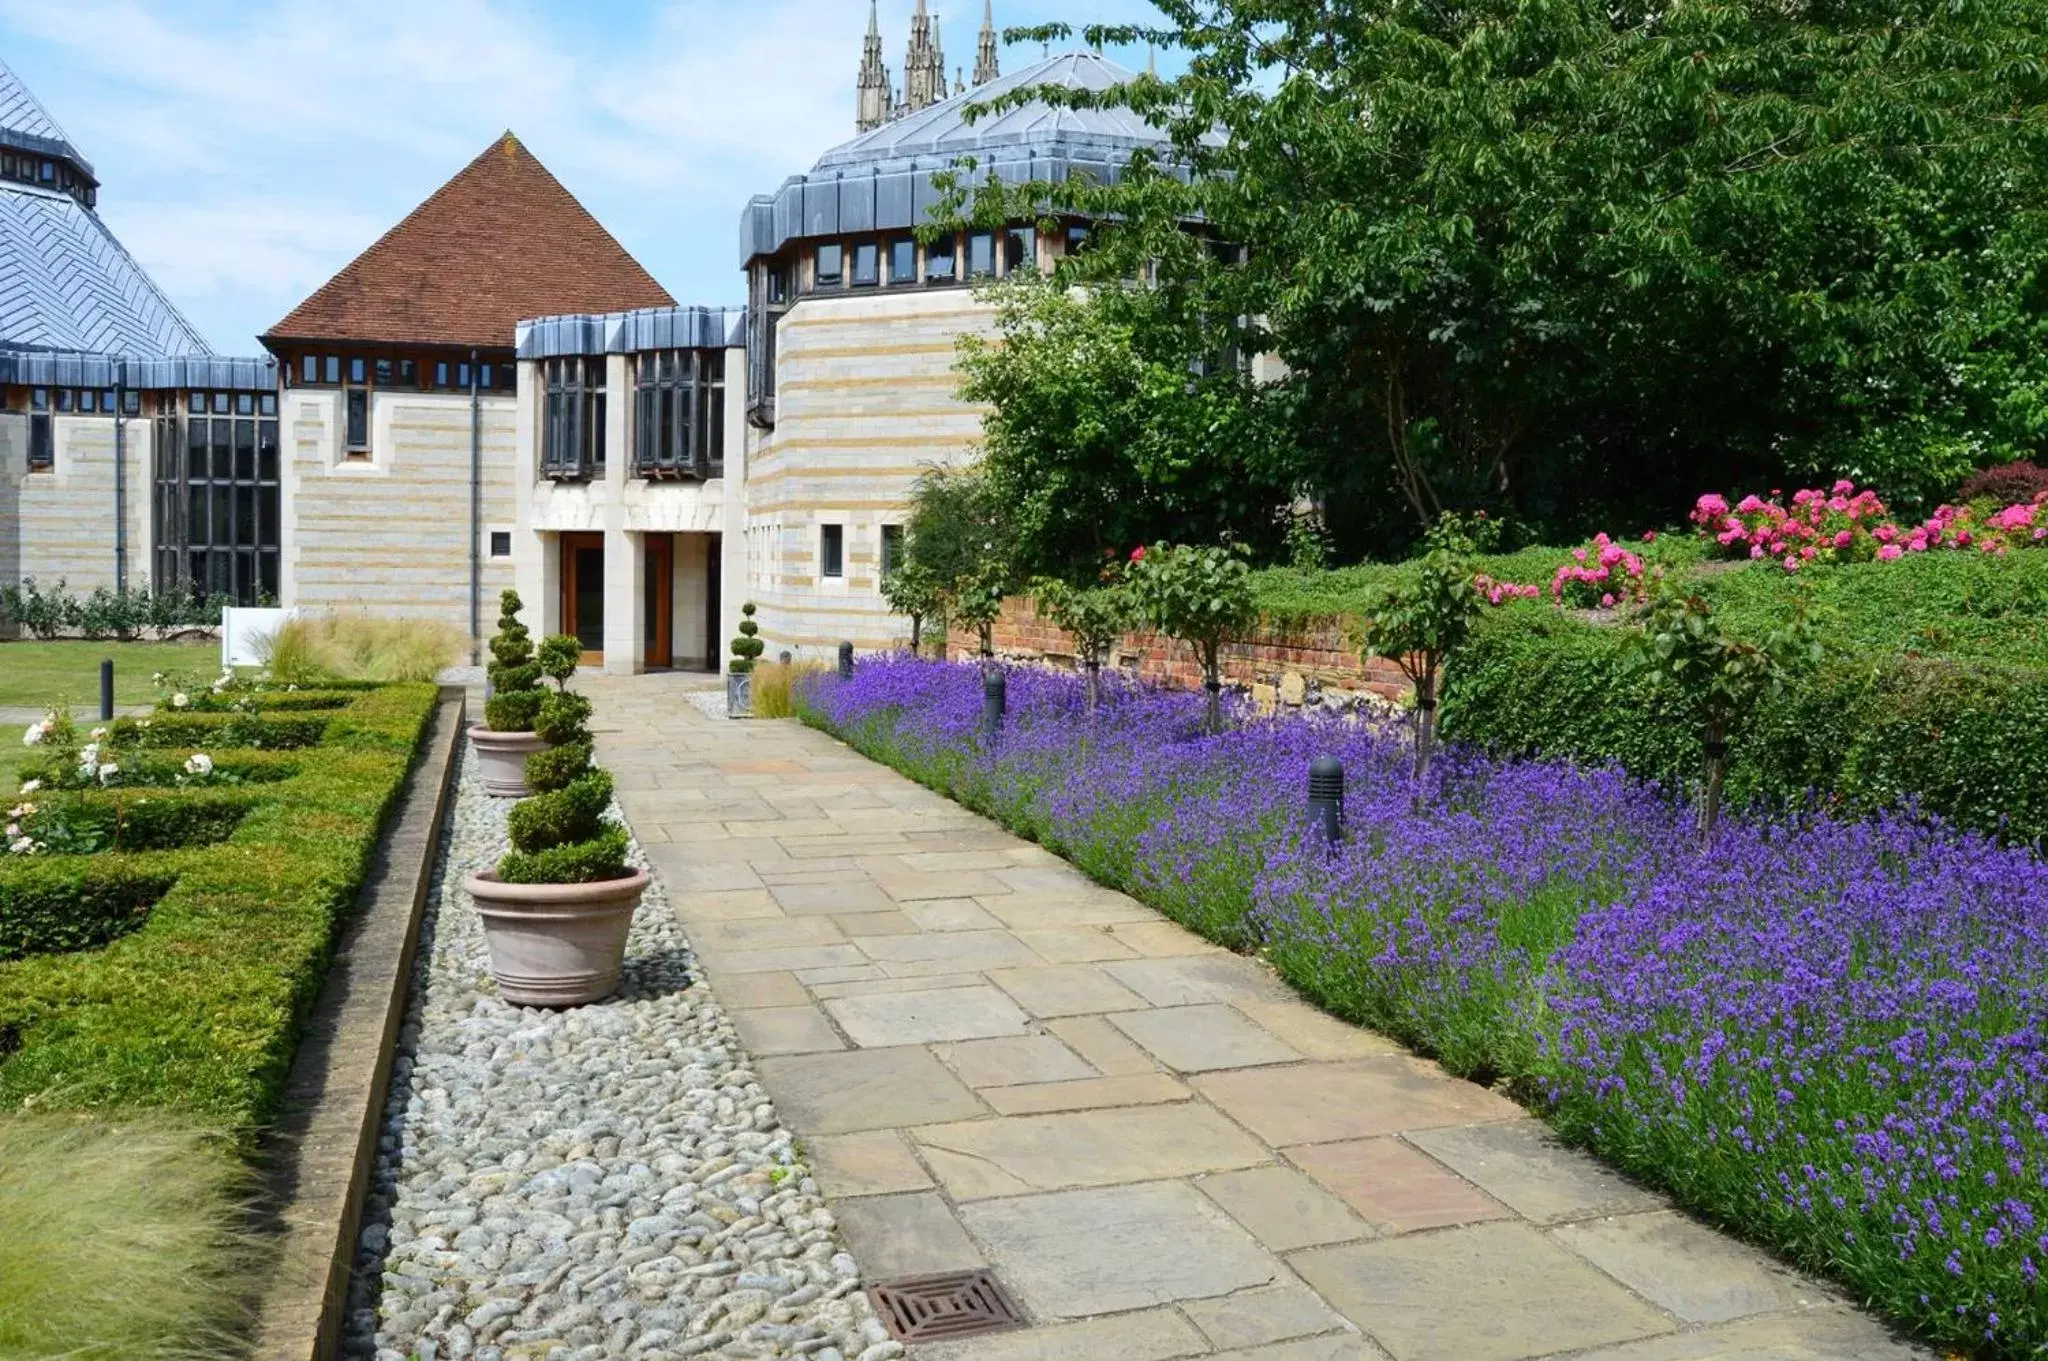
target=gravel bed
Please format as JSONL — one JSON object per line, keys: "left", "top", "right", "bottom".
{"left": 342, "top": 748, "right": 897, "bottom": 1361}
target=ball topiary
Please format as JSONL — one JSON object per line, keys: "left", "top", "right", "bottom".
{"left": 729, "top": 602, "right": 765, "bottom": 674}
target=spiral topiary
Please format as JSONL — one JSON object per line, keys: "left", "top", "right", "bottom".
{"left": 500, "top": 635, "right": 629, "bottom": 884}
{"left": 483, "top": 590, "right": 545, "bottom": 732}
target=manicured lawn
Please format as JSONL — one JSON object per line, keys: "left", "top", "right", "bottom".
{"left": 0, "top": 639, "right": 219, "bottom": 709}
{"left": 0, "top": 725, "right": 22, "bottom": 790}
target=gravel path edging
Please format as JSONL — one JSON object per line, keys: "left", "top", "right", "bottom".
{"left": 341, "top": 744, "right": 898, "bottom": 1361}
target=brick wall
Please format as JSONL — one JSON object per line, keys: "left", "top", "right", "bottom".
{"left": 943, "top": 596, "right": 1411, "bottom": 702}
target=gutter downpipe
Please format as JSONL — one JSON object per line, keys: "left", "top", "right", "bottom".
{"left": 469, "top": 348, "right": 482, "bottom": 665}
{"left": 113, "top": 357, "right": 127, "bottom": 594}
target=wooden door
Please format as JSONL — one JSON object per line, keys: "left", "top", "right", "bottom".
{"left": 644, "top": 533, "right": 673, "bottom": 669}
{"left": 560, "top": 532, "right": 605, "bottom": 666}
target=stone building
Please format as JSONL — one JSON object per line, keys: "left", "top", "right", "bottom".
{"left": 1, "top": 15, "right": 1180, "bottom": 670}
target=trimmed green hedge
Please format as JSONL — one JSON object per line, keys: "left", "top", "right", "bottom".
{"left": 31, "top": 787, "right": 261, "bottom": 854}
{"left": 175, "top": 688, "right": 359, "bottom": 714}
{"left": 0, "top": 683, "right": 437, "bottom": 1135}
{"left": 0, "top": 861, "right": 180, "bottom": 961}
{"left": 1439, "top": 604, "right": 2048, "bottom": 842}
{"left": 111, "top": 710, "right": 332, "bottom": 750}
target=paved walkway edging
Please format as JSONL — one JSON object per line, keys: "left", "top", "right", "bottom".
{"left": 251, "top": 687, "right": 465, "bottom": 1361}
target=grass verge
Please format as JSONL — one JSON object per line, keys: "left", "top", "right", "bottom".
{"left": 0, "top": 639, "right": 220, "bottom": 708}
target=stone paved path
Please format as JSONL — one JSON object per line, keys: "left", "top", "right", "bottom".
{"left": 587, "top": 671, "right": 1931, "bottom": 1361}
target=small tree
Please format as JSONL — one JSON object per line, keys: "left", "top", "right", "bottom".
{"left": 950, "top": 562, "right": 1008, "bottom": 663}
{"left": 484, "top": 589, "right": 545, "bottom": 733}
{"left": 1356, "top": 516, "right": 1485, "bottom": 786}
{"left": 1032, "top": 575, "right": 1134, "bottom": 712}
{"left": 881, "top": 556, "right": 945, "bottom": 655}
{"left": 1127, "top": 542, "right": 1258, "bottom": 733}
{"left": 729, "top": 602, "right": 765, "bottom": 674}
{"left": 1628, "top": 581, "right": 1821, "bottom": 846}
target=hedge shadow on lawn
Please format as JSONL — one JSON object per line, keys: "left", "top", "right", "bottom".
{"left": 0, "top": 860, "right": 180, "bottom": 961}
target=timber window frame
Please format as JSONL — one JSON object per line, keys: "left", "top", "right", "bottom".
{"left": 541, "top": 356, "right": 606, "bottom": 481}
{"left": 633, "top": 348, "right": 725, "bottom": 480}
{"left": 26, "top": 387, "right": 52, "bottom": 472}
{"left": 820, "top": 523, "right": 845, "bottom": 579}
{"left": 153, "top": 390, "right": 281, "bottom": 605}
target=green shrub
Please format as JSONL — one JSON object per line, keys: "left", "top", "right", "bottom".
{"left": 1439, "top": 604, "right": 2048, "bottom": 842}
{"left": 0, "top": 683, "right": 437, "bottom": 1132}
{"left": 523, "top": 741, "right": 592, "bottom": 793}
{"left": 499, "top": 825, "right": 631, "bottom": 885}
{"left": 729, "top": 601, "right": 764, "bottom": 674}
{"left": 483, "top": 688, "right": 543, "bottom": 733}
{"left": 175, "top": 688, "right": 356, "bottom": 714}
{"left": 257, "top": 614, "right": 466, "bottom": 684}
{"left": 27, "top": 789, "right": 259, "bottom": 856}
{"left": 113, "top": 711, "right": 330, "bottom": 751}
{"left": 533, "top": 689, "right": 593, "bottom": 745}
{"left": 0, "top": 861, "right": 179, "bottom": 960}
{"left": 483, "top": 591, "right": 543, "bottom": 732}
{"left": 506, "top": 770, "right": 613, "bottom": 856}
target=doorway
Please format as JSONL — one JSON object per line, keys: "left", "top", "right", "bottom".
{"left": 644, "top": 533, "right": 673, "bottom": 669}
{"left": 705, "top": 532, "right": 721, "bottom": 673}
{"left": 560, "top": 532, "right": 605, "bottom": 665}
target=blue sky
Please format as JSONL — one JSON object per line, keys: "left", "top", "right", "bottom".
{"left": 0, "top": 0, "right": 1168, "bottom": 356}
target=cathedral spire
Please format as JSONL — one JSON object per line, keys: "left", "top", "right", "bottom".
{"left": 856, "top": 0, "right": 892, "bottom": 133}
{"left": 903, "top": 0, "right": 946, "bottom": 113}
{"left": 973, "top": 0, "right": 999, "bottom": 86}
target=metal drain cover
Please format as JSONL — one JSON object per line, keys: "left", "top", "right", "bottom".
{"left": 868, "top": 1269, "right": 1026, "bottom": 1342}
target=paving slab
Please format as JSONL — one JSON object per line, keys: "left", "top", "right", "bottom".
{"left": 934, "top": 1034, "right": 1099, "bottom": 1088}
{"left": 1551, "top": 1211, "right": 1820, "bottom": 1324}
{"left": 822, "top": 984, "right": 1031, "bottom": 1046}
{"left": 910, "top": 1306, "right": 1208, "bottom": 1361}
{"left": 980, "top": 1072, "right": 1189, "bottom": 1115}
{"left": 833, "top": 1191, "right": 985, "bottom": 1277}
{"left": 1562, "top": 1309, "right": 1930, "bottom": 1360}
{"left": 1195, "top": 1059, "right": 1522, "bottom": 1145}
{"left": 985, "top": 963, "right": 1153, "bottom": 1017}
{"left": 1181, "top": 1280, "right": 1356, "bottom": 1349}
{"left": 804, "top": 1129, "right": 933, "bottom": 1197}
{"left": 1109, "top": 1003, "right": 1303, "bottom": 1071}
{"left": 1286, "top": 1137, "right": 1511, "bottom": 1234}
{"left": 757, "top": 1046, "right": 985, "bottom": 1133}
{"left": 708, "top": 969, "right": 809, "bottom": 1008}
{"left": 1230, "top": 1001, "right": 1407, "bottom": 1060}
{"left": 769, "top": 879, "right": 899, "bottom": 915}
{"left": 959, "top": 1181, "right": 1281, "bottom": 1317}
{"left": 1105, "top": 954, "right": 1294, "bottom": 1006}
{"left": 856, "top": 929, "right": 1046, "bottom": 973}
{"left": 1010, "top": 926, "right": 1140, "bottom": 963}
{"left": 1044, "top": 1013, "right": 1162, "bottom": 1074}
{"left": 1290, "top": 1221, "right": 1675, "bottom": 1361}
{"left": 914, "top": 1103, "right": 1271, "bottom": 1198}
{"left": 903, "top": 897, "right": 1006, "bottom": 932}
{"left": 1406, "top": 1120, "right": 1664, "bottom": 1224}
{"left": 728, "top": 1004, "right": 847, "bottom": 1055}
{"left": 1212, "top": 1336, "right": 1391, "bottom": 1361}
{"left": 1196, "top": 1165, "right": 1375, "bottom": 1251}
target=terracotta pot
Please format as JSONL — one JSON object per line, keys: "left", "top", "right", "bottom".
{"left": 464, "top": 867, "right": 649, "bottom": 1007}
{"left": 469, "top": 725, "right": 550, "bottom": 797}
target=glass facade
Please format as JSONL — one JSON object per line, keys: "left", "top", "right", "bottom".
{"left": 152, "top": 391, "right": 281, "bottom": 605}
{"left": 633, "top": 349, "right": 725, "bottom": 479}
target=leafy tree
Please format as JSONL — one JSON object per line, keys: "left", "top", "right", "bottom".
{"left": 1356, "top": 516, "right": 1485, "bottom": 787}
{"left": 1127, "top": 542, "right": 1258, "bottom": 732}
{"left": 967, "top": 2, "right": 2048, "bottom": 548}
{"left": 881, "top": 556, "right": 946, "bottom": 655}
{"left": 1032, "top": 575, "right": 1136, "bottom": 710}
{"left": 901, "top": 467, "right": 1015, "bottom": 658}
{"left": 1628, "top": 582, "right": 1822, "bottom": 845}
{"left": 955, "top": 272, "right": 1297, "bottom": 580}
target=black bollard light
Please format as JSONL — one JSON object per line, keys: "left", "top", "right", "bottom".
{"left": 99, "top": 659, "right": 114, "bottom": 722}
{"left": 779, "top": 650, "right": 792, "bottom": 665}
{"left": 838, "top": 640, "right": 854, "bottom": 681}
{"left": 1308, "top": 755, "right": 1344, "bottom": 846}
{"left": 981, "top": 667, "right": 1007, "bottom": 743}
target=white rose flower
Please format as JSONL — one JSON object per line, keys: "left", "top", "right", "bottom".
{"left": 151, "top": 671, "right": 165, "bottom": 685}
{"left": 78, "top": 743, "right": 100, "bottom": 766}
{"left": 184, "top": 753, "right": 214, "bottom": 776}
{"left": 172, "top": 693, "right": 189, "bottom": 709}
{"left": 8, "top": 836, "right": 34, "bottom": 855}
{"left": 7, "top": 803, "right": 32, "bottom": 818}
{"left": 89, "top": 727, "right": 107, "bottom": 739}
{"left": 22, "top": 723, "right": 45, "bottom": 747}
{"left": 97, "top": 762, "right": 119, "bottom": 785}
{"left": 4, "top": 823, "right": 16, "bottom": 838}
{"left": 18, "top": 779, "right": 40, "bottom": 795}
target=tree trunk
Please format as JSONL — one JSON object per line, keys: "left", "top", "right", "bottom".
{"left": 911, "top": 613, "right": 923, "bottom": 656}
{"left": 979, "top": 622, "right": 994, "bottom": 661}
{"left": 1201, "top": 642, "right": 1224, "bottom": 734}
{"left": 1085, "top": 655, "right": 1101, "bottom": 713}
{"left": 1700, "top": 718, "right": 1727, "bottom": 849}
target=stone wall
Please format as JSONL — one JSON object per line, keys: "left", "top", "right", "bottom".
{"left": 11, "top": 413, "right": 153, "bottom": 594}
{"left": 286, "top": 389, "right": 517, "bottom": 636}
{"left": 943, "top": 596, "right": 1412, "bottom": 708}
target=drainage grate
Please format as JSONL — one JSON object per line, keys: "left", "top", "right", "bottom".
{"left": 868, "top": 1269, "right": 1027, "bottom": 1343}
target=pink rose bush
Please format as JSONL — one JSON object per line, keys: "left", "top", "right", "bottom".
{"left": 1472, "top": 572, "right": 1540, "bottom": 606}
{"left": 1693, "top": 482, "right": 2048, "bottom": 570}
{"left": 1549, "top": 533, "right": 1649, "bottom": 610}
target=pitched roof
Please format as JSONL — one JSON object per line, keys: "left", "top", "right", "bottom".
{"left": 264, "top": 133, "right": 673, "bottom": 350}
{"left": 0, "top": 184, "right": 212, "bottom": 356}
{"left": 0, "top": 58, "right": 93, "bottom": 179}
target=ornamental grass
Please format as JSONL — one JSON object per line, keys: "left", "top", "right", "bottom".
{"left": 800, "top": 655, "right": 2048, "bottom": 1357}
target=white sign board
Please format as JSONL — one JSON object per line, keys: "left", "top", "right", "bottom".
{"left": 222, "top": 607, "right": 296, "bottom": 669}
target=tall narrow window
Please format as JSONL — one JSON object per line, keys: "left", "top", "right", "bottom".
{"left": 344, "top": 358, "right": 370, "bottom": 456}
{"left": 633, "top": 349, "right": 726, "bottom": 478}
{"left": 542, "top": 357, "right": 605, "bottom": 480}
{"left": 820, "top": 523, "right": 844, "bottom": 579}
{"left": 880, "top": 523, "right": 904, "bottom": 578}
{"left": 968, "top": 231, "right": 995, "bottom": 278}
{"left": 26, "top": 387, "right": 52, "bottom": 471}
{"left": 852, "top": 240, "right": 879, "bottom": 287}
{"left": 155, "top": 390, "right": 280, "bottom": 606}
{"left": 1002, "top": 226, "right": 1036, "bottom": 275}
{"left": 927, "top": 233, "right": 956, "bottom": 284}
{"left": 816, "top": 242, "right": 844, "bottom": 288}
{"left": 889, "top": 237, "right": 916, "bottom": 285}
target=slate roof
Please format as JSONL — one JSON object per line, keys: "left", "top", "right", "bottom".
{"left": 0, "top": 59, "right": 210, "bottom": 358}
{"left": 742, "top": 51, "right": 1189, "bottom": 265}
{"left": 0, "top": 58, "right": 94, "bottom": 179}
{"left": 265, "top": 133, "right": 674, "bottom": 351}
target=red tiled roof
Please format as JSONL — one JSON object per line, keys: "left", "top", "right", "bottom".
{"left": 263, "top": 133, "right": 673, "bottom": 350}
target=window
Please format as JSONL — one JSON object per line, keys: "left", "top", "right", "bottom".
{"left": 852, "top": 240, "right": 879, "bottom": 287}
{"left": 399, "top": 359, "right": 417, "bottom": 386}
{"left": 123, "top": 390, "right": 140, "bottom": 415}
{"left": 927, "top": 233, "right": 957, "bottom": 284}
{"left": 889, "top": 238, "right": 916, "bottom": 285}
{"left": 968, "top": 231, "right": 995, "bottom": 278}
{"left": 434, "top": 361, "right": 450, "bottom": 388}
{"left": 633, "top": 348, "right": 725, "bottom": 478}
{"left": 1003, "top": 226, "right": 1036, "bottom": 275}
{"left": 881, "top": 523, "right": 904, "bottom": 578}
{"left": 344, "top": 359, "right": 370, "bottom": 455}
{"left": 766, "top": 263, "right": 789, "bottom": 304}
{"left": 55, "top": 388, "right": 73, "bottom": 413}
{"left": 26, "top": 387, "right": 51, "bottom": 471}
{"left": 816, "top": 242, "right": 844, "bottom": 288}
{"left": 153, "top": 390, "right": 280, "bottom": 606}
{"left": 323, "top": 356, "right": 340, "bottom": 384}
{"left": 541, "top": 356, "right": 606, "bottom": 480}
{"left": 490, "top": 531, "right": 512, "bottom": 558}
{"left": 1065, "top": 224, "right": 1091, "bottom": 256}
{"left": 374, "top": 358, "right": 393, "bottom": 384}
{"left": 820, "top": 523, "right": 844, "bottom": 579}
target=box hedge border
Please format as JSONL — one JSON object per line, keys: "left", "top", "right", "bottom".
{"left": 1438, "top": 605, "right": 2048, "bottom": 844}
{"left": 0, "top": 682, "right": 438, "bottom": 1136}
